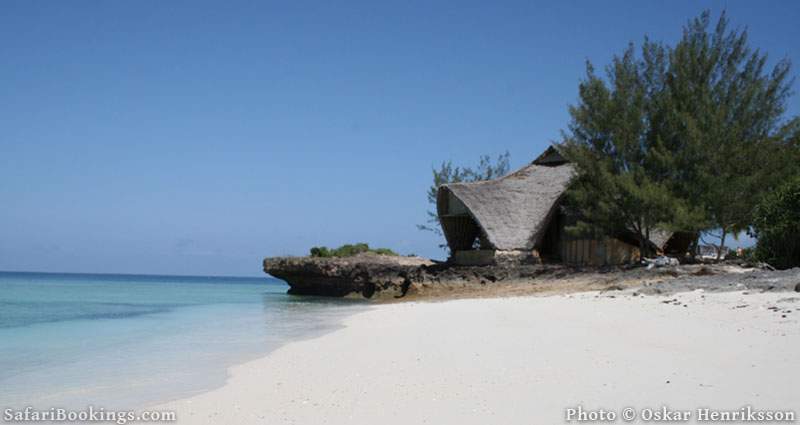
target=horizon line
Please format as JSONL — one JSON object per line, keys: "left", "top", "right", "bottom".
{"left": 0, "top": 269, "right": 272, "bottom": 280}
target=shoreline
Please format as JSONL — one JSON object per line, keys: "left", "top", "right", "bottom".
{"left": 0, "top": 274, "right": 370, "bottom": 413}
{"left": 154, "top": 288, "right": 800, "bottom": 424}
{"left": 132, "top": 300, "right": 370, "bottom": 412}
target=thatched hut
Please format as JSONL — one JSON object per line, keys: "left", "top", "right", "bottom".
{"left": 436, "top": 146, "right": 692, "bottom": 266}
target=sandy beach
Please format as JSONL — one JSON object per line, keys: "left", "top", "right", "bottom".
{"left": 156, "top": 290, "right": 799, "bottom": 424}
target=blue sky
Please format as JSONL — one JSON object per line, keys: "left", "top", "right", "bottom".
{"left": 1, "top": 1, "right": 798, "bottom": 276}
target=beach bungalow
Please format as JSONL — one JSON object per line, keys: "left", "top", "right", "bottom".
{"left": 436, "top": 146, "right": 693, "bottom": 266}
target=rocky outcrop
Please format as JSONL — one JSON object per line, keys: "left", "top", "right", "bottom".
{"left": 263, "top": 254, "right": 435, "bottom": 298}
{"left": 265, "top": 254, "right": 800, "bottom": 300}
{"left": 264, "top": 253, "right": 569, "bottom": 299}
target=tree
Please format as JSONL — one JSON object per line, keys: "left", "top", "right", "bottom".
{"left": 563, "top": 11, "right": 798, "bottom": 259}
{"left": 751, "top": 177, "right": 800, "bottom": 269}
{"left": 663, "top": 11, "right": 796, "bottom": 259}
{"left": 418, "top": 153, "right": 510, "bottom": 248}
{"left": 561, "top": 43, "right": 699, "bottom": 256}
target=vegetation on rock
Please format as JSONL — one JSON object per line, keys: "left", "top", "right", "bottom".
{"left": 309, "top": 243, "right": 398, "bottom": 258}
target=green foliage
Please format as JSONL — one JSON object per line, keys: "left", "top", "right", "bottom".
{"left": 309, "top": 246, "right": 331, "bottom": 257}
{"left": 418, "top": 152, "right": 511, "bottom": 247}
{"left": 561, "top": 42, "right": 700, "bottom": 255}
{"left": 563, "top": 10, "right": 798, "bottom": 256}
{"left": 309, "top": 243, "right": 398, "bottom": 258}
{"left": 664, "top": 11, "right": 796, "bottom": 254}
{"left": 751, "top": 178, "right": 800, "bottom": 269}
{"left": 371, "top": 247, "right": 399, "bottom": 256}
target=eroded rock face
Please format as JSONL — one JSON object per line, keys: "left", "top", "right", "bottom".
{"left": 264, "top": 253, "right": 565, "bottom": 299}
{"left": 263, "top": 253, "right": 434, "bottom": 298}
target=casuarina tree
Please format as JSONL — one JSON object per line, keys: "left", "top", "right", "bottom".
{"left": 562, "top": 11, "right": 797, "bottom": 258}
{"left": 663, "top": 11, "right": 796, "bottom": 258}
{"left": 561, "top": 42, "right": 699, "bottom": 256}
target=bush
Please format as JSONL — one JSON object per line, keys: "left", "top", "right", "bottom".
{"left": 332, "top": 243, "right": 370, "bottom": 257}
{"left": 751, "top": 177, "right": 800, "bottom": 269}
{"left": 309, "top": 243, "right": 398, "bottom": 258}
{"left": 309, "top": 246, "right": 331, "bottom": 257}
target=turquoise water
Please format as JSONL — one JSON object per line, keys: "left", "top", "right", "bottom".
{"left": 0, "top": 272, "right": 365, "bottom": 410}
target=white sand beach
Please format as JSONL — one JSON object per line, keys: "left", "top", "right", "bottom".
{"left": 156, "top": 290, "right": 799, "bottom": 424}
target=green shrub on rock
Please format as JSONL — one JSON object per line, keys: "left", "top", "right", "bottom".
{"left": 309, "top": 243, "right": 398, "bottom": 258}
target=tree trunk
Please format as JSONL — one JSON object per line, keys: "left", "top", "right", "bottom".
{"left": 639, "top": 227, "right": 650, "bottom": 259}
{"left": 716, "top": 228, "right": 727, "bottom": 261}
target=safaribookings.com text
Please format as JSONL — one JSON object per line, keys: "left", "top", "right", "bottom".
{"left": 3, "top": 406, "right": 176, "bottom": 424}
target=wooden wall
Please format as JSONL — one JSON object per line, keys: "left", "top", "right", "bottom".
{"left": 559, "top": 238, "right": 640, "bottom": 266}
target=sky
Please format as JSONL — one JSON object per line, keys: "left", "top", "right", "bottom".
{"left": 1, "top": 1, "right": 798, "bottom": 276}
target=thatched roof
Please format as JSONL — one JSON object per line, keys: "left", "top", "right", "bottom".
{"left": 437, "top": 159, "right": 575, "bottom": 251}
{"left": 617, "top": 228, "right": 676, "bottom": 253}
{"left": 437, "top": 146, "right": 681, "bottom": 254}
{"left": 532, "top": 145, "right": 568, "bottom": 166}
{"left": 648, "top": 229, "right": 674, "bottom": 251}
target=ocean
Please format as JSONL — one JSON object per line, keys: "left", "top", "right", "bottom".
{"left": 0, "top": 271, "right": 366, "bottom": 410}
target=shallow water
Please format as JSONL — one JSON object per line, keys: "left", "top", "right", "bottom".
{"left": 0, "top": 271, "right": 366, "bottom": 410}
